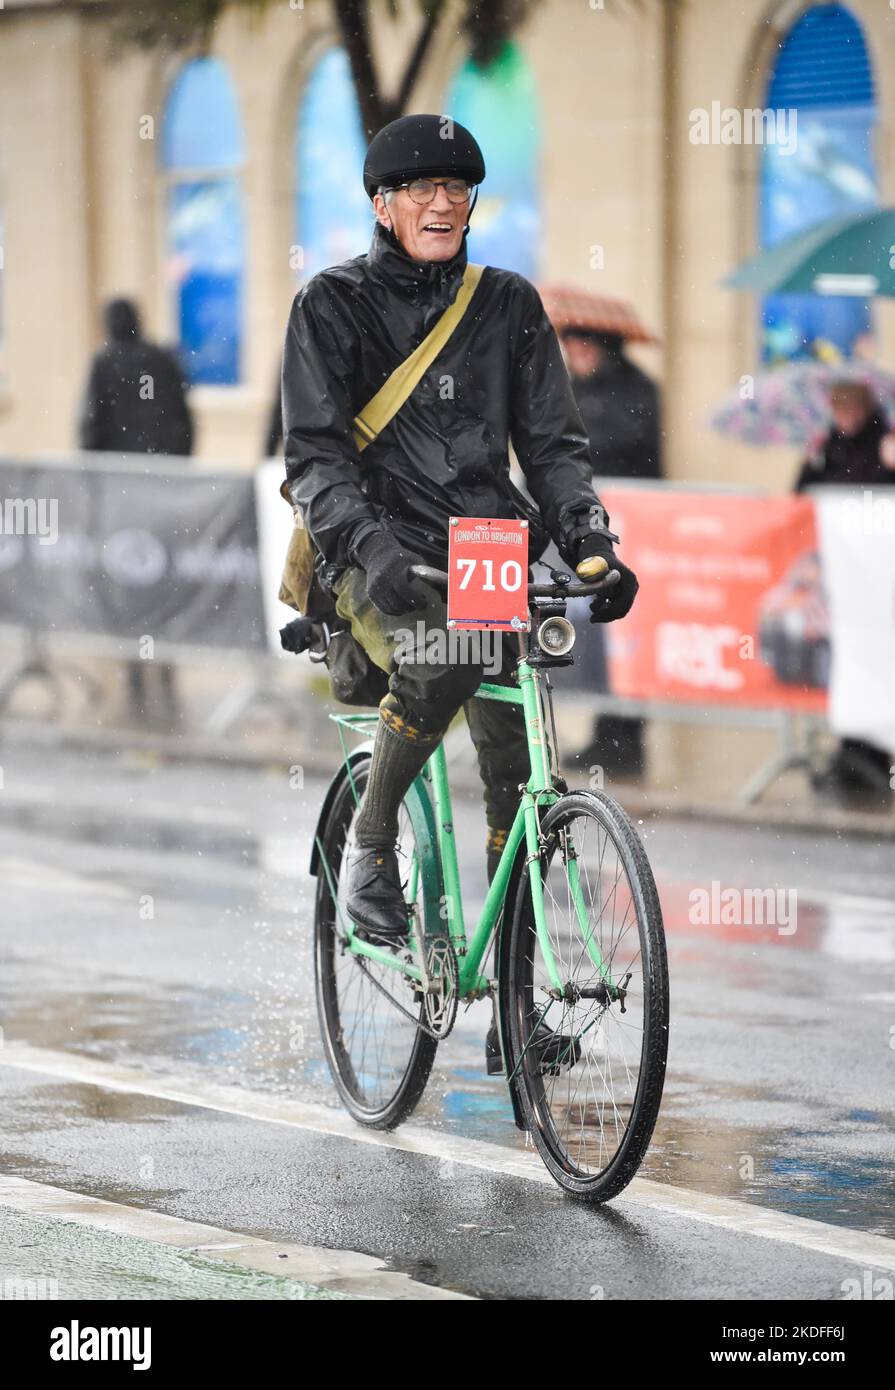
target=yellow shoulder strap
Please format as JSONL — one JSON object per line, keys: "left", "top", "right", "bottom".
{"left": 352, "top": 263, "right": 484, "bottom": 453}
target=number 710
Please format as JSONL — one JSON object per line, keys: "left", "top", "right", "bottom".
{"left": 456, "top": 558, "right": 523, "bottom": 591}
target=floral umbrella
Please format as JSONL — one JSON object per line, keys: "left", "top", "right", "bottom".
{"left": 709, "top": 361, "right": 895, "bottom": 447}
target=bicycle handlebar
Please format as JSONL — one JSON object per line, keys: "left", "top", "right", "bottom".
{"left": 409, "top": 563, "right": 620, "bottom": 600}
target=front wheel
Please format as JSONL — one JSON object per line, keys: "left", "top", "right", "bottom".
{"left": 504, "top": 791, "right": 669, "bottom": 1202}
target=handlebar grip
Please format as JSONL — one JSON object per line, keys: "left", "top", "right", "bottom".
{"left": 576, "top": 555, "right": 610, "bottom": 581}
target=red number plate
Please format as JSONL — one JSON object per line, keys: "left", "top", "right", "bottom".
{"left": 447, "top": 517, "right": 530, "bottom": 630}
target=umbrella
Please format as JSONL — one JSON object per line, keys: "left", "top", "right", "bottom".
{"left": 709, "top": 361, "right": 895, "bottom": 447}
{"left": 539, "top": 285, "right": 659, "bottom": 343}
{"left": 723, "top": 208, "right": 895, "bottom": 298}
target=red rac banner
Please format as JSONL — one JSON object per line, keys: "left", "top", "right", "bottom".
{"left": 600, "top": 489, "right": 827, "bottom": 712}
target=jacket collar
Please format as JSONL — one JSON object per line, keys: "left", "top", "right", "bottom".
{"left": 366, "top": 220, "right": 468, "bottom": 299}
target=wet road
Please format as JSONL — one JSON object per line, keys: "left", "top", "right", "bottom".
{"left": 0, "top": 739, "right": 893, "bottom": 1299}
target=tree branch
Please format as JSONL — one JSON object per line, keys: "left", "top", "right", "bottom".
{"left": 334, "top": 0, "right": 388, "bottom": 137}
{"left": 392, "top": 7, "right": 442, "bottom": 118}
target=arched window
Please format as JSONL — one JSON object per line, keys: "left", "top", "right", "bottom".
{"left": 294, "top": 47, "right": 370, "bottom": 281}
{"left": 162, "top": 58, "right": 245, "bottom": 384}
{"left": 760, "top": 3, "right": 877, "bottom": 362}
{"left": 445, "top": 40, "right": 540, "bottom": 278}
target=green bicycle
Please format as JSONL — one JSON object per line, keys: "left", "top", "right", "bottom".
{"left": 311, "top": 562, "right": 669, "bottom": 1203}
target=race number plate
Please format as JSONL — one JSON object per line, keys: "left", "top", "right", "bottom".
{"left": 447, "top": 517, "right": 530, "bottom": 631}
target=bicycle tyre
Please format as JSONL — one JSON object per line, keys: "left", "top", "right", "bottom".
{"left": 504, "top": 789, "right": 669, "bottom": 1202}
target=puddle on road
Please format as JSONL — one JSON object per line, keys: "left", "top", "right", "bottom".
{"left": 639, "top": 1109, "right": 895, "bottom": 1238}
{"left": 2, "top": 1003, "right": 893, "bottom": 1239}
{"left": 3, "top": 823, "right": 894, "bottom": 1241}
{"left": 6, "top": 1067, "right": 892, "bottom": 1242}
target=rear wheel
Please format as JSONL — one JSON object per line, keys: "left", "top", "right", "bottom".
{"left": 314, "top": 757, "right": 437, "bottom": 1130}
{"left": 504, "top": 791, "right": 669, "bottom": 1202}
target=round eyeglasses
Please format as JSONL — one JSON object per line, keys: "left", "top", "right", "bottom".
{"left": 386, "top": 178, "right": 473, "bottom": 205}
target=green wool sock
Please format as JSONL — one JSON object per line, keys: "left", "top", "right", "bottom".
{"left": 354, "top": 714, "right": 441, "bottom": 848}
{"left": 486, "top": 826, "right": 511, "bottom": 885}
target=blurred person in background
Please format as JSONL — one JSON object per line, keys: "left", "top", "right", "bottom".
{"left": 563, "top": 329, "right": 663, "bottom": 484}
{"left": 562, "top": 327, "right": 663, "bottom": 779}
{"left": 795, "top": 380, "right": 895, "bottom": 807}
{"left": 795, "top": 380, "right": 895, "bottom": 491}
{"left": 78, "top": 297, "right": 194, "bottom": 726}
{"left": 79, "top": 298, "right": 193, "bottom": 456}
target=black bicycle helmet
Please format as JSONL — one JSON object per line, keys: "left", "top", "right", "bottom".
{"left": 363, "top": 113, "right": 485, "bottom": 200}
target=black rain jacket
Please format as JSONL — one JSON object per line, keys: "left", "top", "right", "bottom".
{"left": 794, "top": 411, "right": 895, "bottom": 492}
{"left": 79, "top": 340, "right": 193, "bottom": 457}
{"left": 281, "top": 221, "right": 607, "bottom": 589}
{"left": 571, "top": 349, "right": 663, "bottom": 481}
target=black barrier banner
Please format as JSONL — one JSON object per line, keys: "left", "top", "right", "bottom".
{"left": 0, "top": 458, "right": 265, "bottom": 650}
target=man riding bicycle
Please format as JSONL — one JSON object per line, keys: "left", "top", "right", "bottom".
{"left": 281, "top": 114, "right": 638, "bottom": 1068}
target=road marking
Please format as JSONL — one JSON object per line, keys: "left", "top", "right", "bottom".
{"left": 0, "top": 858, "right": 132, "bottom": 901}
{"left": 2, "top": 1041, "right": 894, "bottom": 1274}
{"left": 0, "top": 1172, "right": 470, "bottom": 1301}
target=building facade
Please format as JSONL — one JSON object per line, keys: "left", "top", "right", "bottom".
{"left": 1, "top": 0, "right": 894, "bottom": 489}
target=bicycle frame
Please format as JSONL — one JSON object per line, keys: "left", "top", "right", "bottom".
{"left": 322, "top": 649, "right": 620, "bottom": 1002}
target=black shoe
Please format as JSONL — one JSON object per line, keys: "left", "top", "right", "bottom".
{"left": 571, "top": 737, "right": 603, "bottom": 772}
{"left": 573, "top": 722, "right": 645, "bottom": 780}
{"left": 485, "top": 1019, "right": 582, "bottom": 1077}
{"left": 812, "top": 767, "right": 892, "bottom": 813}
{"left": 811, "top": 743, "right": 893, "bottom": 812}
{"left": 345, "top": 844, "right": 410, "bottom": 947}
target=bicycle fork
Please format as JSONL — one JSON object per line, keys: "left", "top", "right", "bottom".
{"left": 522, "top": 808, "right": 629, "bottom": 1009}
{"left": 517, "top": 661, "right": 626, "bottom": 1008}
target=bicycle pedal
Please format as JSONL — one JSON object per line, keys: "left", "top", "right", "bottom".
{"left": 350, "top": 920, "right": 410, "bottom": 950}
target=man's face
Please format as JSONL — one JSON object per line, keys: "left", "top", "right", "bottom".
{"left": 373, "top": 176, "right": 467, "bottom": 263}
{"left": 562, "top": 334, "right": 603, "bottom": 379}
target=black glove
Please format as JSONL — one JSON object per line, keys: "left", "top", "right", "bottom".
{"left": 576, "top": 533, "right": 639, "bottom": 623}
{"left": 280, "top": 616, "right": 326, "bottom": 655}
{"left": 355, "top": 531, "right": 427, "bottom": 616}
